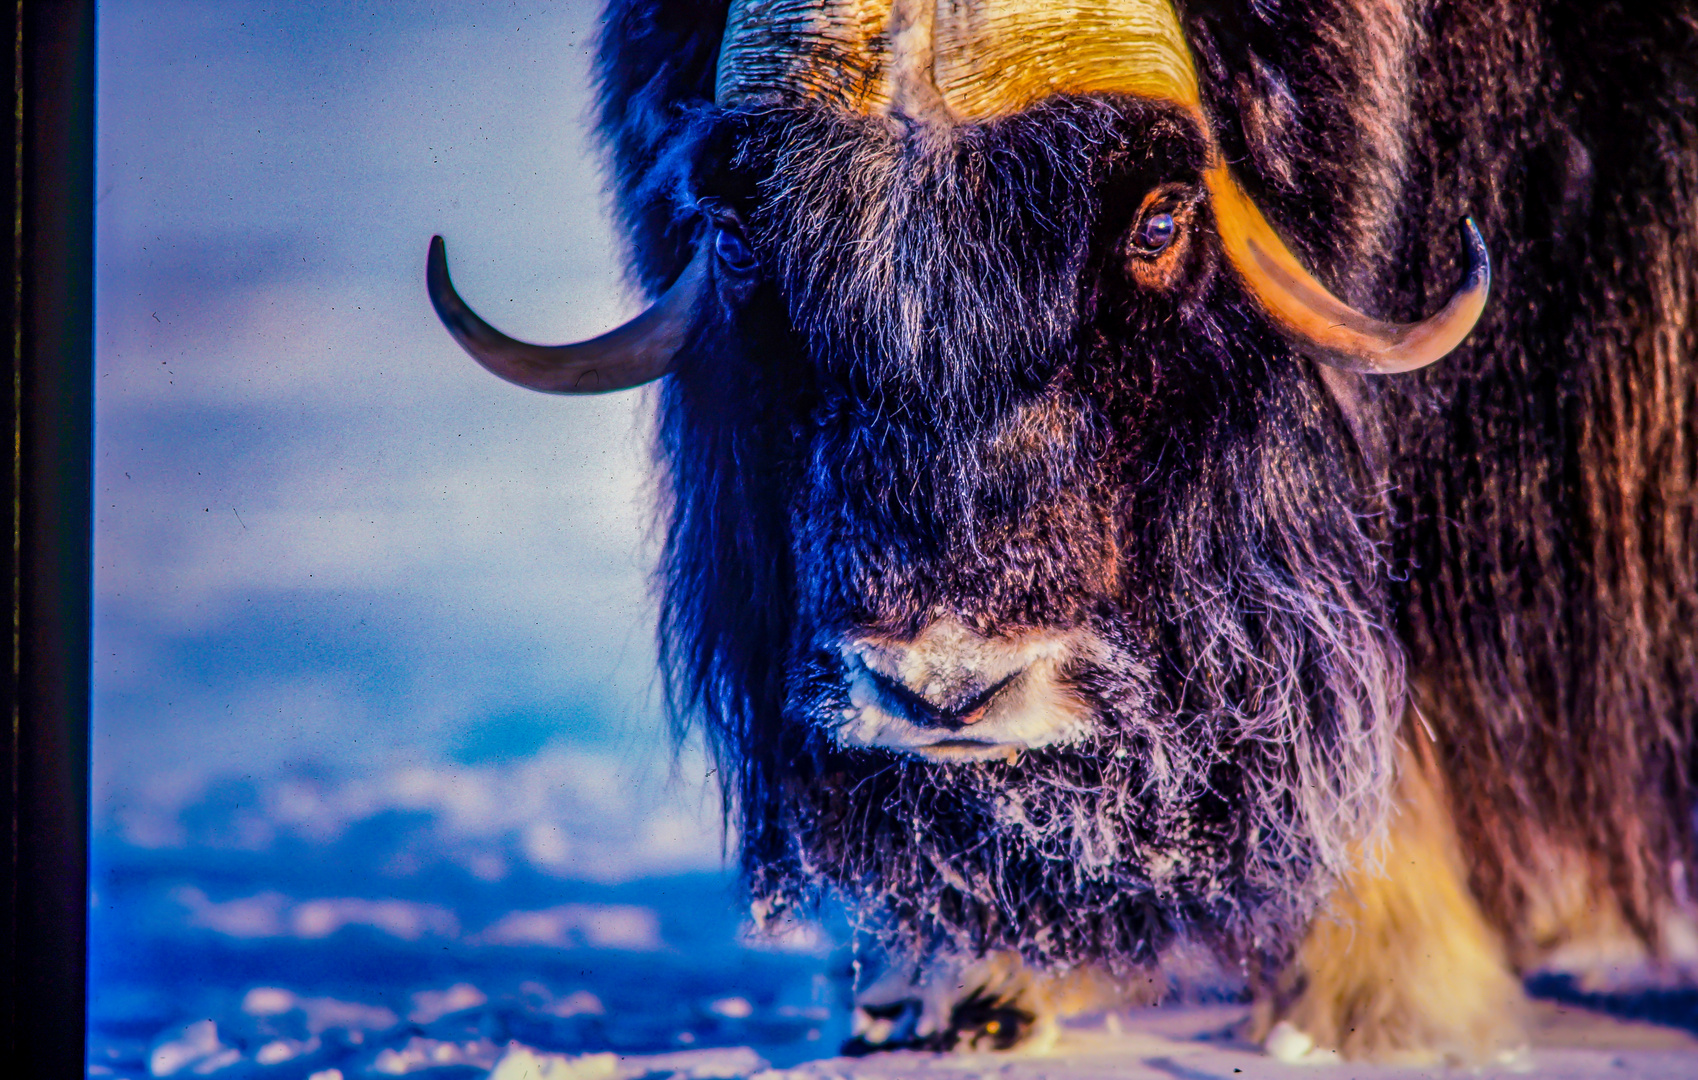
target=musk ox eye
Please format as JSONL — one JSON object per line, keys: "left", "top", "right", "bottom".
{"left": 1123, "top": 194, "right": 1195, "bottom": 291}
{"left": 714, "top": 224, "right": 757, "bottom": 273}
{"left": 1132, "top": 211, "right": 1177, "bottom": 255}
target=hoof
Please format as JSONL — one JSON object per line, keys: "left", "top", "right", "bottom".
{"left": 842, "top": 989, "right": 1035, "bottom": 1055}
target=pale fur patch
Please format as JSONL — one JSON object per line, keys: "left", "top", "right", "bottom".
{"left": 1512, "top": 834, "right": 1698, "bottom": 991}
{"left": 1254, "top": 736, "right": 1529, "bottom": 1064}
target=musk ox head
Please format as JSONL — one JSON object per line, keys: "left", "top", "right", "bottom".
{"left": 429, "top": 0, "right": 1489, "bottom": 971}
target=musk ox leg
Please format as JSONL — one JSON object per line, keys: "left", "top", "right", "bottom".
{"left": 1251, "top": 738, "right": 1530, "bottom": 1064}
{"left": 844, "top": 951, "right": 1137, "bottom": 1055}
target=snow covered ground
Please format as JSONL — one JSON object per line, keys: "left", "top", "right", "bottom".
{"left": 98, "top": 913, "right": 1698, "bottom": 1080}
{"left": 87, "top": 756, "right": 847, "bottom": 1079}
{"left": 756, "top": 1004, "right": 1698, "bottom": 1080}
{"left": 87, "top": 758, "right": 1698, "bottom": 1080}
{"left": 119, "top": 1001, "right": 1698, "bottom": 1079}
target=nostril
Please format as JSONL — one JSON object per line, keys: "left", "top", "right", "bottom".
{"left": 862, "top": 668, "right": 946, "bottom": 728}
{"left": 863, "top": 667, "right": 1022, "bottom": 730}
{"left": 949, "top": 670, "right": 1021, "bottom": 726}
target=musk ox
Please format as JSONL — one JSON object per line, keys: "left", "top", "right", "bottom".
{"left": 428, "top": 0, "right": 1698, "bottom": 1063}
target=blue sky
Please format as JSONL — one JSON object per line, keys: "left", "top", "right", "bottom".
{"left": 94, "top": 0, "right": 722, "bottom": 881}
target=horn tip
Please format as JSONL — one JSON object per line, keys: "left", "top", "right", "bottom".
{"left": 426, "top": 235, "right": 457, "bottom": 322}
{"left": 1461, "top": 216, "right": 1491, "bottom": 292}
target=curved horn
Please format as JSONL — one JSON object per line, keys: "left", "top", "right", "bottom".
{"left": 427, "top": 236, "right": 705, "bottom": 394}
{"left": 1209, "top": 169, "right": 1490, "bottom": 374}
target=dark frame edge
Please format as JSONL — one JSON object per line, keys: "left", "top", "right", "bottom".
{"left": 6, "top": 1, "right": 95, "bottom": 1076}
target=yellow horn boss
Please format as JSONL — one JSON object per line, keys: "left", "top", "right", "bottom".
{"left": 717, "top": 0, "right": 1200, "bottom": 121}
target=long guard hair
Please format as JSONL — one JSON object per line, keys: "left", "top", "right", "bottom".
{"left": 593, "top": 0, "right": 1698, "bottom": 961}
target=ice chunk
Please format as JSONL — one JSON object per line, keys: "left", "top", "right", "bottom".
{"left": 291, "top": 897, "right": 458, "bottom": 941}
{"left": 708, "top": 997, "right": 754, "bottom": 1019}
{"left": 488, "top": 1047, "right": 618, "bottom": 1080}
{"left": 475, "top": 904, "right": 662, "bottom": 951}
{"left": 149, "top": 1019, "right": 223, "bottom": 1077}
{"left": 299, "top": 996, "right": 400, "bottom": 1035}
{"left": 240, "top": 987, "right": 296, "bottom": 1016}
{"left": 254, "top": 1036, "right": 318, "bottom": 1064}
{"left": 372, "top": 1035, "right": 501, "bottom": 1074}
{"left": 173, "top": 887, "right": 288, "bottom": 938}
{"left": 174, "top": 887, "right": 457, "bottom": 943}
{"left": 408, "top": 982, "right": 488, "bottom": 1024}
{"left": 543, "top": 990, "right": 606, "bottom": 1018}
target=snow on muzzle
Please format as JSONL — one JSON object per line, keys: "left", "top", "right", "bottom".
{"left": 830, "top": 619, "right": 1106, "bottom": 762}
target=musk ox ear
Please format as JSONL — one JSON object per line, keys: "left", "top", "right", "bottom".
{"left": 597, "top": 0, "right": 731, "bottom": 295}
{"left": 427, "top": 236, "right": 707, "bottom": 393}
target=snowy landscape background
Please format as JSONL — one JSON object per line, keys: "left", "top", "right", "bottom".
{"left": 91, "top": 3, "right": 844, "bottom": 1076}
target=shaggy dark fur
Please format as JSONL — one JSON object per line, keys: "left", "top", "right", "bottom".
{"left": 592, "top": 0, "right": 1698, "bottom": 972}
